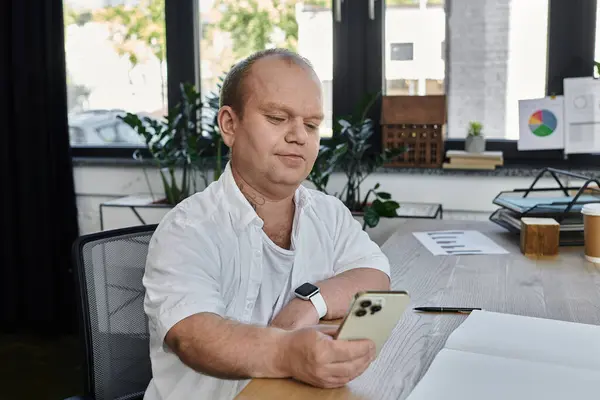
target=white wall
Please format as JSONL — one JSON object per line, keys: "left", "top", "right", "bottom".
{"left": 74, "top": 164, "right": 558, "bottom": 244}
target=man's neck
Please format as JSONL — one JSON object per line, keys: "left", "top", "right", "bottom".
{"left": 231, "top": 165, "right": 296, "bottom": 224}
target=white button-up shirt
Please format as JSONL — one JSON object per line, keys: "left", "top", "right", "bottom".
{"left": 142, "top": 162, "right": 391, "bottom": 400}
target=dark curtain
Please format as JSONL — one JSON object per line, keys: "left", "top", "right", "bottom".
{"left": 0, "top": 0, "right": 79, "bottom": 334}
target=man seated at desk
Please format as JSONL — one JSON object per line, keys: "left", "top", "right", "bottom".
{"left": 142, "top": 48, "right": 391, "bottom": 400}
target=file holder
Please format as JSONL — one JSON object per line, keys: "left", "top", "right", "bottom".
{"left": 489, "top": 168, "right": 600, "bottom": 246}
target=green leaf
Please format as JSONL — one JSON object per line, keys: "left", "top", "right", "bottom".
{"left": 363, "top": 206, "right": 380, "bottom": 229}
{"left": 376, "top": 191, "right": 391, "bottom": 200}
{"left": 372, "top": 199, "right": 400, "bottom": 217}
{"left": 382, "top": 201, "right": 400, "bottom": 217}
{"left": 374, "top": 183, "right": 380, "bottom": 190}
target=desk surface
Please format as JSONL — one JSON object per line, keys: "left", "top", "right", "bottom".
{"left": 235, "top": 219, "right": 600, "bottom": 400}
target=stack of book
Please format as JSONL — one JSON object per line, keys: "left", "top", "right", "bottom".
{"left": 443, "top": 150, "right": 503, "bottom": 170}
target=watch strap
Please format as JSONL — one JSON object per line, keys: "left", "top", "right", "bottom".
{"left": 309, "top": 292, "right": 328, "bottom": 319}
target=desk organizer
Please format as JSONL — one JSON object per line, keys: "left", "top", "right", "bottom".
{"left": 489, "top": 168, "right": 600, "bottom": 246}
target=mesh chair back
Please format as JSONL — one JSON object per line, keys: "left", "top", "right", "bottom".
{"left": 72, "top": 225, "right": 157, "bottom": 400}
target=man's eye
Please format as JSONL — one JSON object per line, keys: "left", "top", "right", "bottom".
{"left": 267, "top": 116, "right": 285, "bottom": 123}
{"left": 305, "top": 124, "right": 318, "bottom": 131}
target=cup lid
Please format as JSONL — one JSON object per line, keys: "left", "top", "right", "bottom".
{"left": 581, "top": 203, "right": 600, "bottom": 216}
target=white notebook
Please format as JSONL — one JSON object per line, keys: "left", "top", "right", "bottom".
{"left": 406, "top": 311, "right": 600, "bottom": 400}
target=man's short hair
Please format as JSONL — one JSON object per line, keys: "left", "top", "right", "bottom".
{"left": 219, "top": 48, "right": 315, "bottom": 118}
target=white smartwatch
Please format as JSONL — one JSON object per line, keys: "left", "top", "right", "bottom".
{"left": 294, "top": 282, "right": 328, "bottom": 319}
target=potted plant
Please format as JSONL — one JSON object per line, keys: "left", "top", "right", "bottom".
{"left": 307, "top": 93, "right": 405, "bottom": 229}
{"left": 120, "top": 82, "right": 225, "bottom": 205}
{"left": 465, "top": 121, "right": 485, "bottom": 153}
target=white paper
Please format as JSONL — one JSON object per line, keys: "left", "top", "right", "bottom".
{"left": 445, "top": 310, "right": 600, "bottom": 372}
{"left": 406, "top": 348, "right": 600, "bottom": 400}
{"left": 406, "top": 311, "right": 600, "bottom": 400}
{"left": 518, "top": 97, "right": 564, "bottom": 150}
{"left": 412, "top": 230, "right": 508, "bottom": 255}
{"left": 563, "top": 77, "right": 600, "bottom": 154}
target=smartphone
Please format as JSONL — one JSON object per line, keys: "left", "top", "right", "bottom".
{"left": 334, "top": 290, "right": 410, "bottom": 356}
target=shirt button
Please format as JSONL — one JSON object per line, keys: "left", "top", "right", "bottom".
{"left": 246, "top": 302, "right": 253, "bottom": 310}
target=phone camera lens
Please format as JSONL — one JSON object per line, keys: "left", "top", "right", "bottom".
{"left": 355, "top": 309, "right": 367, "bottom": 317}
{"left": 360, "top": 300, "right": 372, "bottom": 308}
{"left": 370, "top": 305, "right": 382, "bottom": 314}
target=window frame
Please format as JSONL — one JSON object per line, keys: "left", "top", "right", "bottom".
{"left": 71, "top": 0, "right": 600, "bottom": 170}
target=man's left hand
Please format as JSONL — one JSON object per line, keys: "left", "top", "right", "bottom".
{"left": 270, "top": 298, "right": 320, "bottom": 330}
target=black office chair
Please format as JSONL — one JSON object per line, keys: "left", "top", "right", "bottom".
{"left": 66, "top": 224, "right": 158, "bottom": 400}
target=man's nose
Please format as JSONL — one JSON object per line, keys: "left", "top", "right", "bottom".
{"left": 287, "top": 118, "right": 308, "bottom": 144}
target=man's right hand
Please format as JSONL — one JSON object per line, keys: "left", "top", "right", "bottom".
{"left": 278, "top": 326, "right": 376, "bottom": 388}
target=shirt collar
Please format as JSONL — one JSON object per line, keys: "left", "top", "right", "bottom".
{"left": 221, "top": 161, "right": 313, "bottom": 232}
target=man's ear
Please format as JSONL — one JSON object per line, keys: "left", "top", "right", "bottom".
{"left": 218, "top": 106, "right": 236, "bottom": 148}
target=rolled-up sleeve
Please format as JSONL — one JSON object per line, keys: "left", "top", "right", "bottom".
{"left": 331, "top": 199, "right": 391, "bottom": 277}
{"left": 143, "top": 217, "right": 225, "bottom": 346}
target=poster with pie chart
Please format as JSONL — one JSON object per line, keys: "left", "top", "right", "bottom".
{"left": 518, "top": 97, "right": 564, "bottom": 151}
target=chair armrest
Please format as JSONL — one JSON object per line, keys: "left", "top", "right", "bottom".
{"left": 63, "top": 396, "right": 94, "bottom": 400}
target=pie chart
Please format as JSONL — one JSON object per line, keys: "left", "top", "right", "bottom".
{"left": 528, "top": 109, "right": 557, "bottom": 137}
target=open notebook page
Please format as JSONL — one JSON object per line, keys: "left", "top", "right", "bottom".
{"left": 405, "top": 311, "right": 600, "bottom": 400}
{"left": 444, "top": 310, "right": 600, "bottom": 372}
{"left": 406, "top": 348, "right": 600, "bottom": 400}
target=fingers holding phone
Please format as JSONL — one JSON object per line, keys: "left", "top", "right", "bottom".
{"left": 278, "top": 291, "right": 409, "bottom": 389}
{"left": 309, "top": 323, "right": 340, "bottom": 338}
{"left": 280, "top": 326, "right": 376, "bottom": 389}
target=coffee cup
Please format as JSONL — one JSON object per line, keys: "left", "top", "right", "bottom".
{"left": 582, "top": 203, "right": 600, "bottom": 263}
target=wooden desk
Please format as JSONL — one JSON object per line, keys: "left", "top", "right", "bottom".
{"left": 236, "top": 220, "right": 600, "bottom": 400}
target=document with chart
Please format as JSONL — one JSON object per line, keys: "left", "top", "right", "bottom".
{"left": 412, "top": 230, "right": 508, "bottom": 255}
{"left": 563, "top": 76, "right": 600, "bottom": 154}
{"left": 518, "top": 96, "right": 565, "bottom": 151}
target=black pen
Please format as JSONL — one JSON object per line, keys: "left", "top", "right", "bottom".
{"left": 413, "top": 307, "right": 482, "bottom": 314}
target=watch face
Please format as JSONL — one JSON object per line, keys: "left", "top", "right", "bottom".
{"left": 295, "top": 282, "right": 318, "bottom": 297}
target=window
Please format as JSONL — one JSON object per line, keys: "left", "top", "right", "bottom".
{"left": 390, "top": 43, "right": 414, "bottom": 61}
{"left": 447, "top": 0, "right": 548, "bottom": 140}
{"left": 387, "top": 79, "right": 419, "bottom": 95}
{"left": 385, "top": 0, "right": 549, "bottom": 140}
{"left": 64, "top": 0, "right": 167, "bottom": 148}
{"left": 385, "top": 1, "right": 445, "bottom": 96}
{"left": 425, "top": 79, "right": 444, "bottom": 95}
{"left": 66, "top": 0, "right": 600, "bottom": 167}
{"left": 199, "top": 0, "right": 334, "bottom": 137}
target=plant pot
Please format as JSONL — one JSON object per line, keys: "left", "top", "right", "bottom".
{"left": 465, "top": 135, "right": 485, "bottom": 153}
